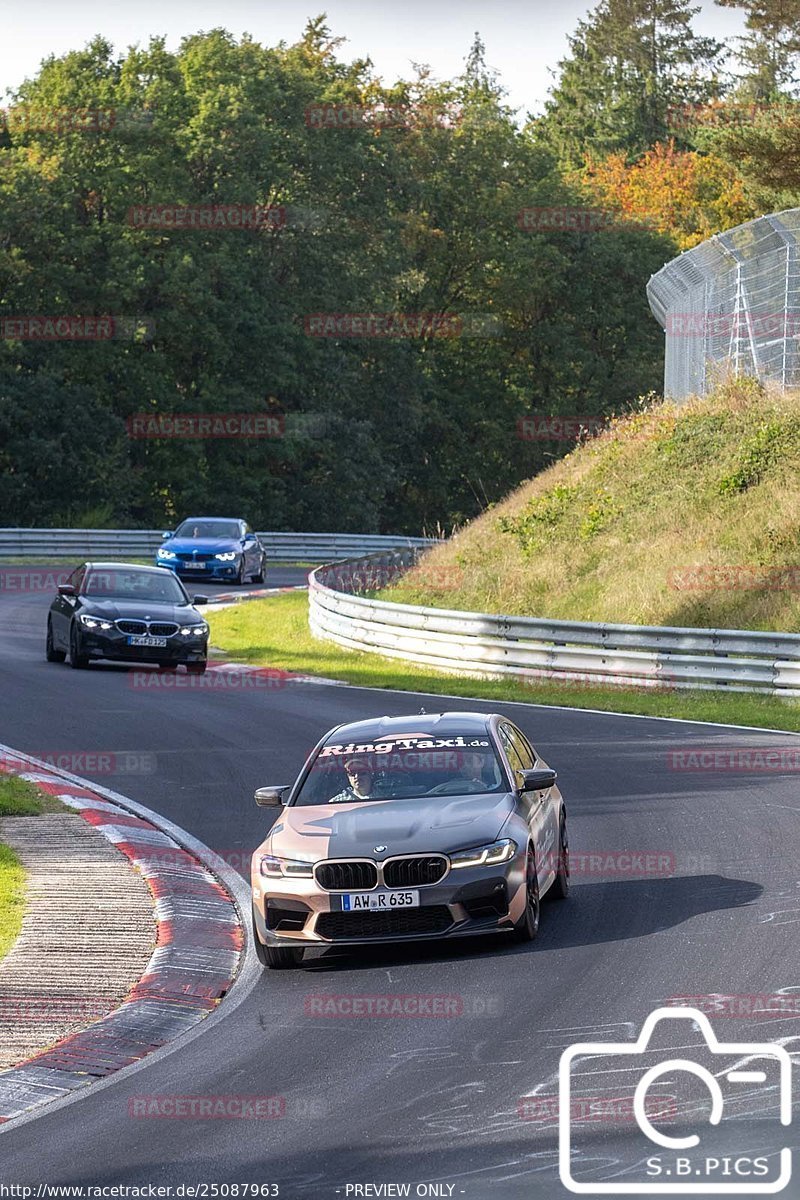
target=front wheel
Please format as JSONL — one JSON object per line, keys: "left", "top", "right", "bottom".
{"left": 46, "top": 619, "right": 66, "bottom": 663}
{"left": 69, "top": 624, "right": 89, "bottom": 670}
{"left": 252, "top": 555, "right": 266, "bottom": 584}
{"left": 235, "top": 557, "right": 245, "bottom": 586}
{"left": 186, "top": 661, "right": 207, "bottom": 675}
{"left": 513, "top": 847, "right": 540, "bottom": 942}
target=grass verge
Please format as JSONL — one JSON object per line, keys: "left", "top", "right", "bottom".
{"left": 0, "top": 775, "right": 58, "bottom": 962}
{"left": 207, "top": 592, "right": 800, "bottom": 732}
{"left": 383, "top": 380, "right": 800, "bottom": 632}
{"left": 0, "top": 844, "right": 25, "bottom": 960}
{"left": 0, "top": 775, "right": 65, "bottom": 961}
{"left": 0, "top": 774, "right": 64, "bottom": 816}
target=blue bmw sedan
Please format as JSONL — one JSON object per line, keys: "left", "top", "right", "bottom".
{"left": 156, "top": 517, "right": 267, "bottom": 585}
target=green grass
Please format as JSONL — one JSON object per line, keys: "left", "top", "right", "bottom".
{"left": 0, "top": 844, "right": 25, "bottom": 959}
{"left": 0, "top": 775, "right": 67, "bottom": 961}
{"left": 383, "top": 379, "right": 800, "bottom": 632}
{"left": 0, "top": 774, "right": 63, "bottom": 816}
{"left": 207, "top": 591, "right": 800, "bottom": 732}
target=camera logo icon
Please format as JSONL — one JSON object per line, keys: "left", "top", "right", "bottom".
{"left": 559, "top": 1006, "right": 792, "bottom": 1194}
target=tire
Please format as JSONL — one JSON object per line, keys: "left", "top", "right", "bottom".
{"left": 512, "top": 846, "right": 540, "bottom": 942}
{"left": 252, "top": 555, "right": 266, "bottom": 584}
{"left": 252, "top": 908, "right": 302, "bottom": 969}
{"left": 46, "top": 619, "right": 66, "bottom": 663}
{"left": 235, "top": 557, "right": 245, "bottom": 586}
{"left": 69, "top": 624, "right": 89, "bottom": 670}
{"left": 186, "top": 661, "right": 207, "bottom": 675}
{"left": 548, "top": 812, "right": 570, "bottom": 900}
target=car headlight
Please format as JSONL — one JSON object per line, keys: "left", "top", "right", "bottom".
{"left": 179, "top": 624, "right": 208, "bottom": 636}
{"left": 157, "top": 548, "right": 176, "bottom": 559}
{"left": 449, "top": 838, "right": 517, "bottom": 869}
{"left": 259, "top": 854, "right": 314, "bottom": 879}
{"left": 215, "top": 552, "right": 238, "bottom": 561}
{"left": 79, "top": 614, "right": 113, "bottom": 631}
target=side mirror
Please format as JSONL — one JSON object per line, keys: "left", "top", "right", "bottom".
{"left": 520, "top": 767, "right": 557, "bottom": 792}
{"left": 192, "top": 594, "right": 209, "bottom": 606}
{"left": 255, "top": 785, "right": 290, "bottom": 808}
{"left": 57, "top": 584, "right": 76, "bottom": 597}
{"left": 162, "top": 532, "right": 172, "bottom": 539}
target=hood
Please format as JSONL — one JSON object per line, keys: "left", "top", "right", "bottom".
{"left": 81, "top": 598, "right": 196, "bottom": 621}
{"left": 165, "top": 537, "right": 241, "bottom": 554}
{"left": 269, "top": 793, "right": 516, "bottom": 860}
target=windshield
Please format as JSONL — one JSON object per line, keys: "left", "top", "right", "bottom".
{"left": 83, "top": 569, "right": 189, "bottom": 603}
{"left": 293, "top": 734, "right": 506, "bottom": 806}
{"left": 175, "top": 520, "right": 241, "bottom": 539}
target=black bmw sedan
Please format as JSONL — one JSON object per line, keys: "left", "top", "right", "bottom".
{"left": 46, "top": 562, "right": 209, "bottom": 672}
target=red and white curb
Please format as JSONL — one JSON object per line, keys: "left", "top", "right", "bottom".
{"left": 129, "top": 660, "right": 342, "bottom": 689}
{"left": 0, "top": 749, "right": 245, "bottom": 1126}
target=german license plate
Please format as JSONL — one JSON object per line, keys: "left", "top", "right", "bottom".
{"left": 182, "top": 562, "right": 205, "bottom": 569}
{"left": 342, "top": 890, "right": 419, "bottom": 911}
{"left": 128, "top": 635, "right": 167, "bottom": 647}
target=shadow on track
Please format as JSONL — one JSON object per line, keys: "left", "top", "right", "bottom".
{"left": 295, "top": 874, "right": 762, "bottom": 973}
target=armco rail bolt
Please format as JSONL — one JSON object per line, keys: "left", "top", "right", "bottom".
{"left": 559, "top": 1006, "right": 792, "bottom": 1195}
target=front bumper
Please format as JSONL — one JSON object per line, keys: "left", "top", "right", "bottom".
{"left": 156, "top": 558, "right": 241, "bottom": 580}
{"left": 78, "top": 627, "right": 208, "bottom": 665}
{"left": 251, "top": 854, "right": 528, "bottom": 948}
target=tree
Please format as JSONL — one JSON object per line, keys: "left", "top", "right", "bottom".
{"left": 535, "top": 0, "right": 726, "bottom": 165}
{"left": 580, "top": 141, "right": 753, "bottom": 248}
{"left": 0, "top": 24, "right": 672, "bottom": 532}
{"left": 716, "top": 0, "right": 800, "bottom": 97}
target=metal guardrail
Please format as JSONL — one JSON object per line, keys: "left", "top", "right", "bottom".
{"left": 0, "top": 529, "right": 436, "bottom": 563}
{"left": 309, "top": 550, "right": 800, "bottom": 696}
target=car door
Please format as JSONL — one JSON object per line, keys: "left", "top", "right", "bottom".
{"left": 242, "top": 522, "right": 258, "bottom": 573}
{"left": 51, "top": 564, "right": 84, "bottom": 647}
{"left": 498, "top": 722, "right": 556, "bottom": 892}
{"left": 509, "top": 723, "right": 560, "bottom": 885}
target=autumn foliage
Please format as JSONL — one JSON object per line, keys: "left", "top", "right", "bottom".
{"left": 580, "top": 142, "right": 752, "bottom": 250}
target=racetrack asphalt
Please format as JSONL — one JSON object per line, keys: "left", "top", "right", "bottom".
{"left": 1, "top": 566, "right": 799, "bottom": 1198}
